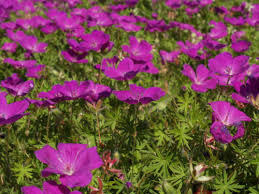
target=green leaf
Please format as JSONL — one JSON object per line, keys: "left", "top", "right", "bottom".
{"left": 214, "top": 171, "right": 244, "bottom": 194}
{"left": 11, "top": 163, "right": 33, "bottom": 184}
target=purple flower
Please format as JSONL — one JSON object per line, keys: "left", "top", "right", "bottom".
{"left": 113, "top": 84, "right": 165, "bottom": 104}
{"left": 81, "top": 80, "right": 112, "bottom": 105}
{"left": 0, "top": 92, "right": 30, "bottom": 126}
{"left": 231, "top": 31, "right": 245, "bottom": 42}
{"left": 177, "top": 40, "right": 206, "bottom": 60}
{"left": 17, "top": 0, "right": 35, "bottom": 14}
{"left": 126, "top": 181, "right": 133, "bottom": 189}
{"left": 1, "top": 42, "right": 17, "bottom": 53}
{"left": 202, "top": 36, "right": 226, "bottom": 51}
{"left": 41, "top": 23, "right": 58, "bottom": 34}
{"left": 122, "top": 36, "right": 153, "bottom": 63}
{"left": 87, "top": 12, "right": 113, "bottom": 27}
{"left": 6, "top": 30, "right": 26, "bottom": 42}
{"left": 0, "top": 22, "right": 16, "bottom": 30}
{"left": 115, "top": 21, "right": 142, "bottom": 32}
{"left": 160, "top": 50, "right": 180, "bottom": 64}
{"left": 21, "top": 180, "right": 82, "bottom": 194}
{"left": 231, "top": 40, "right": 251, "bottom": 53}
{"left": 182, "top": 64, "right": 217, "bottom": 93}
{"left": 232, "top": 77, "right": 259, "bottom": 109}
{"left": 25, "top": 64, "right": 45, "bottom": 79}
{"left": 208, "top": 52, "right": 249, "bottom": 86}
{"left": 4, "top": 58, "right": 36, "bottom": 69}
{"left": 246, "top": 64, "right": 259, "bottom": 78}
{"left": 144, "top": 19, "right": 169, "bottom": 32}
{"left": 56, "top": 15, "right": 82, "bottom": 31}
{"left": 38, "top": 84, "right": 67, "bottom": 102}
{"left": 185, "top": 7, "right": 200, "bottom": 17}
{"left": 26, "top": 98, "right": 56, "bottom": 108}
{"left": 61, "top": 50, "right": 88, "bottom": 64}
{"left": 231, "top": 31, "right": 251, "bottom": 52}
{"left": 38, "top": 81, "right": 88, "bottom": 102}
{"left": 209, "top": 21, "right": 227, "bottom": 39}
{"left": 224, "top": 16, "right": 246, "bottom": 26}
{"left": 209, "top": 101, "right": 251, "bottom": 143}
{"left": 102, "top": 57, "right": 139, "bottom": 81}
{"left": 30, "top": 16, "right": 51, "bottom": 28}
{"left": 19, "top": 35, "right": 48, "bottom": 53}
{"left": 95, "top": 56, "right": 119, "bottom": 71}
{"left": 214, "top": 6, "right": 229, "bottom": 15}
{"left": 80, "top": 30, "right": 114, "bottom": 52}
{"left": 165, "top": 0, "right": 182, "bottom": 9}
{"left": 136, "top": 62, "right": 159, "bottom": 74}
{"left": 35, "top": 143, "right": 103, "bottom": 188}
{"left": 16, "top": 18, "right": 33, "bottom": 30}
{"left": 247, "top": 4, "right": 259, "bottom": 27}
{"left": 1, "top": 73, "right": 34, "bottom": 97}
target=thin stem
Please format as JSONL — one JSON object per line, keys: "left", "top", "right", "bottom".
{"left": 46, "top": 109, "right": 51, "bottom": 140}
{"left": 96, "top": 110, "right": 103, "bottom": 147}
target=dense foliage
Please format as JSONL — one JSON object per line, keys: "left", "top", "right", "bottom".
{"left": 0, "top": 0, "right": 258, "bottom": 193}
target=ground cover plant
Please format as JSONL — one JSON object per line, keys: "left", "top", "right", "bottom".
{"left": 0, "top": 0, "right": 258, "bottom": 193}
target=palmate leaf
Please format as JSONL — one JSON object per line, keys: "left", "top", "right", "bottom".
{"left": 170, "top": 124, "right": 193, "bottom": 149}
{"left": 168, "top": 162, "right": 187, "bottom": 188}
{"left": 142, "top": 145, "right": 173, "bottom": 178}
{"left": 214, "top": 171, "right": 244, "bottom": 194}
{"left": 11, "top": 163, "right": 33, "bottom": 184}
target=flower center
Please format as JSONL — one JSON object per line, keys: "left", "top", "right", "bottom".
{"left": 63, "top": 164, "right": 74, "bottom": 176}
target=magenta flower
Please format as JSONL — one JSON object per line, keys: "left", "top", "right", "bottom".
{"left": 0, "top": 92, "right": 30, "bottom": 126}
{"left": 81, "top": 80, "right": 112, "bottom": 105}
{"left": 144, "top": 19, "right": 169, "bottom": 32}
{"left": 165, "top": 0, "right": 182, "bottom": 9}
{"left": 246, "top": 64, "right": 259, "bottom": 78}
{"left": 19, "top": 35, "right": 48, "bottom": 53}
{"left": 4, "top": 58, "right": 36, "bottom": 69}
{"left": 122, "top": 36, "right": 153, "bottom": 62}
{"left": 1, "top": 42, "right": 17, "bottom": 53}
{"left": 0, "top": 22, "right": 16, "bottom": 30}
{"left": 80, "top": 30, "right": 114, "bottom": 52}
{"left": 56, "top": 15, "right": 82, "bottom": 31}
{"left": 30, "top": 16, "right": 51, "bottom": 28}
{"left": 209, "top": 101, "right": 251, "bottom": 143}
{"left": 231, "top": 31, "right": 251, "bottom": 53}
{"left": 16, "top": 18, "right": 33, "bottom": 30}
{"left": 224, "top": 16, "right": 246, "bottom": 26}
{"left": 160, "top": 50, "right": 180, "bottom": 64}
{"left": 182, "top": 64, "right": 217, "bottom": 93}
{"left": 35, "top": 143, "right": 103, "bottom": 188}
{"left": 247, "top": 4, "right": 259, "bottom": 27}
{"left": 38, "top": 84, "right": 67, "bottom": 102}
{"left": 25, "top": 64, "right": 45, "bottom": 79}
{"left": 38, "top": 81, "right": 88, "bottom": 102}
{"left": 21, "top": 180, "right": 81, "bottom": 194}
{"left": 208, "top": 52, "right": 249, "bottom": 86}
{"left": 61, "top": 50, "right": 88, "bottom": 64}
{"left": 232, "top": 77, "right": 259, "bottom": 108}
{"left": 1, "top": 73, "right": 34, "bottom": 97}
{"left": 177, "top": 40, "right": 207, "bottom": 60}
{"left": 6, "top": 30, "right": 26, "bottom": 42}
{"left": 41, "top": 23, "right": 58, "bottom": 34}
{"left": 102, "top": 57, "right": 139, "bottom": 81}
{"left": 87, "top": 12, "right": 113, "bottom": 27}
{"left": 95, "top": 56, "right": 119, "bottom": 71}
{"left": 56, "top": 81, "right": 88, "bottom": 100}
{"left": 113, "top": 84, "right": 165, "bottom": 104}
{"left": 208, "top": 21, "right": 228, "bottom": 39}
{"left": 231, "top": 40, "right": 251, "bottom": 53}
{"left": 203, "top": 36, "right": 226, "bottom": 51}
{"left": 136, "top": 62, "right": 159, "bottom": 74}
{"left": 26, "top": 98, "right": 56, "bottom": 108}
